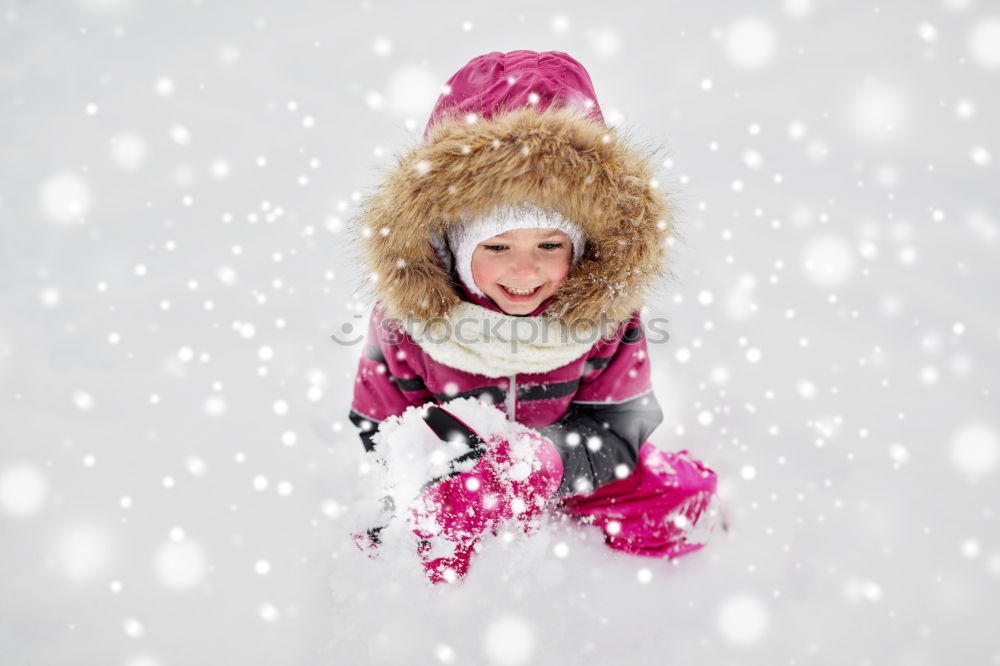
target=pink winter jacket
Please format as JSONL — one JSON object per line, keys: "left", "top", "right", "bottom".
{"left": 348, "top": 50, "right": 673, "bottom": 496}
{"left": 349, "top": 281, "right": 664, "bottom": 496}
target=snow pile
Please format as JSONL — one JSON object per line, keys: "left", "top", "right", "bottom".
{"left": 350, "top": 397, "right": 554, "bottom": 571}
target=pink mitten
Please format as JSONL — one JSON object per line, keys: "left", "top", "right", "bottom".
{"left": 408, "top": 408, "right": 563, "bottom": 584}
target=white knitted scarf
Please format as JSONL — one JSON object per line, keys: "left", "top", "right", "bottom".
{"left": 403, "top": 301, "right": 598, "bottom": 378}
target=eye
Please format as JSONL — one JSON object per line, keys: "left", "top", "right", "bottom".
{"left": 482, "top": 244, "right": 508, "bottom": 253}
{"left": 539, "top": 242, "right": 565, "bottom": 250}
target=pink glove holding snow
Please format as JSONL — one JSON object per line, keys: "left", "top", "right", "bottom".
{"left": 408, "top": 407, "right": 563, "bottom": 584}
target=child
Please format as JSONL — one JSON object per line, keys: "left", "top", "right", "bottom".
{"left": 349, "top": 50, "right": 721, "bottom": 583}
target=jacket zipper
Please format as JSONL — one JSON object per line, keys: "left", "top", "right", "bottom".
{"left": 506, "top": 373, "right": 517, "bottom": 422}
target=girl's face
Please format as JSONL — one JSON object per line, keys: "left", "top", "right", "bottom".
{"left": 471, "top": 228, "right": 573, "bottom": 315}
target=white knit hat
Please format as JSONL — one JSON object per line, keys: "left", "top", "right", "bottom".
{"left": 445, "top": 204, "right": 586, "bottom": 298}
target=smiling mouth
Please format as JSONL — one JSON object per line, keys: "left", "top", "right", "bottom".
{"left": 500, "top": 284, "right": 542, "bottom": 297}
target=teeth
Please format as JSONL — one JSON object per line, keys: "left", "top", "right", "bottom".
{"left": 503, "top": 286, "right": 536, "bottom": 295}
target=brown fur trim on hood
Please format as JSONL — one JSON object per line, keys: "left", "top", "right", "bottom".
{"left": 353, "top": 104, "right": 675, "bottom": 331}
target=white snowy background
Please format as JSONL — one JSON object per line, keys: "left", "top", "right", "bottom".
{"left": 1, "top": 0, "right": 999, "bottom": 664}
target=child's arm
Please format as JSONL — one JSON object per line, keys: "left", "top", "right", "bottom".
{"left": 349, "top": 305, "right": 435, "bottom": 451}
{"left": 538, "top": 312, "right": 663, "bottom": 495}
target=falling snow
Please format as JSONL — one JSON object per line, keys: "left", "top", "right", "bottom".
{"left": 1, "top": 2, "right": 998, "bottom": 666}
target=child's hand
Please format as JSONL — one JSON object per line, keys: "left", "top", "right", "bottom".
{"left": 407, "top": 408, "right": 563, "bottom": 583}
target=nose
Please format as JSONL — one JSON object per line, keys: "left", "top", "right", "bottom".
{"left": 506, "top": 250, "right": 538, "bottom": 280}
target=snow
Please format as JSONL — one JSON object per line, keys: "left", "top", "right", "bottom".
{"left": 202, "top": 395, "right": 227, "bottom": 416}
{"left": 39, "top": 172, "right": 91, "bottom": 224}
{"left": 954, "top": 98, "right": 975, "bottom": 120}
{"left": 372, "top": 37, "right": 393, "bottom": 57}
{"left": 352, "top": 396, "right": 543, "bottom": 549}
{"left": 72, "top": 390, "right": 95, "bottom": 412}
{"left": 1, "top": 2, "right": 998, "bottom": 664}
{"left": 153, "top": 76, "right": 174, "bottom": 96}
{"left": 386, "top": 67, "right": 440, "bottom": 117}
{"left": 110, "top": 133, "right": 148, "bottom": 170}
{"left": 968, "top": 17, "right": 1000, "bottom": 69}
{"left": 714, "top": 592, "right": 769, "bottom": 645}
{"left": 723, "top": 276, "right": 756, "bottom": 319}
{"left": 75, "top": 0, "right": 130, "bottom": 12}
{"left": 124, "top": 657, "right": 160, "bottom": 666}
{"left": 364, "top": 90, "right": 385, "bottom": 111}
{"left": 586, "top": 28, "right": 622, "bottom": 58}
{"left": 122, "top": 618, "right": 145, "bottom": 638}
{"left": 801, "top": 234, "right": 856, "bottom": 287}
{"left": 210, "top": 159, "right": 231, "bottom": 179}
{"left": 482, "top": 615, "right": 536, "bottom": 665}
{"left": 0, "top": 463, "right": 49, "bottom": 517}
{"left": 846, "top": 82, "right": 910, "bottom": 143}
{"left": 152, "top": 539, "right": 207, "bottom": 589}
{"left": 970, "top": 145, "right": 992, "bottom": 167}
{"left": 783, "top": 0, "right": 814, "bottom": 19}
{"left": 960, "top": 539, "right": 980, "bottom": 559}
{"left": 168, "top": 125, "right": 191, "bottom": 146}
{"left": 948, "top": 422, "right": 999, "bottom": 482}
{"left": 722, "top": 17, "right": 778, "bottom": 70}
{"left": 51, "top": 521, "right": 115, "bottom": 583}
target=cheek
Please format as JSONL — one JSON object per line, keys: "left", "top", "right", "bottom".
{"left": 546, "top": 255, "right": 572, "bottom": 284}
{"left": 471, "top": 255, "right": 500, "bottom": 285}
